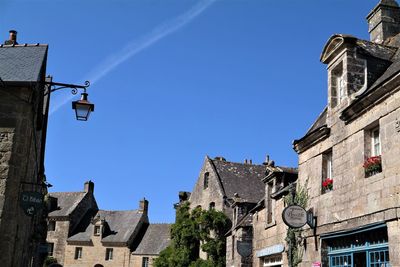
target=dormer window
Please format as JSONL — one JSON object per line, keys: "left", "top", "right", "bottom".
{"left": 94, "top": 226, "right": 101, "bottom": 236}
{"left": 330, "top": 62, "right": 345, "bottom": 108}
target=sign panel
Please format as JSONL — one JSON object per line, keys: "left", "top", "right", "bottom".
{"left": 256, "top": 244, "right": 285, "bottom": 258}
{"left": 282, "top": 205, "right": 307, "bottom": 228}
{"left": 312, "top": 262, "right": 321, "bottom": 267}
{"left": 237, "top": 241, "right": 252, "bottom": 257}
{"left": 20, "top": 191, "right": 43, "bottom": 216}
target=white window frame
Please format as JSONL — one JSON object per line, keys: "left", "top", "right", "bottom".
{"left": 371, "top": 127, "right": 381, "bottom": 156}
{"left": 263, "top": 254, "right": 283, "bottom": 267}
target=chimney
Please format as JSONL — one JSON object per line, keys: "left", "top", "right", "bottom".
{"left": 214, "top": 156, "right": 226, "bottom": 162}
{"left": 244, "top": 159, "right": 248, "bottom": 164}
{"left": 139, "top": 198, "right": 149, "bottom": 214}
{"left": 4, "top": 30, "right": 18, "bottom": 45}
{"left": 84, "top": 180, "right": 94, "bottom": 193}
{"left": 367, "top": 0, "right": 400, "bottom": 44}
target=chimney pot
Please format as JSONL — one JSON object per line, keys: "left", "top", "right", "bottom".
{"left": 84, "top": 180, "right": 94, "bottom": 193}
{"left": 5, "top": 30, "right": 18, "bottom": 45}
{"left": 139, "top": 198, "right": 149, "bottom": 214}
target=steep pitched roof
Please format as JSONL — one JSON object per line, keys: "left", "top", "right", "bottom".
{"left": 0, "top": 44, "right": 48, "bottom": 82}
{"left": 210, "top": 159, "right": 265, "bottom": 203}
{"left": 68, "top": 210, "right": 144, "bottom": 244}
{"left": 48, "top": 192, "right": 86, "bottom": 217}
{"left": 132, "top": 224, "right": 171, "bottom": 255}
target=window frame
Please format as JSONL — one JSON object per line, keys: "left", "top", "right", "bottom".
{"left": 105, "top": 248, "right": 113, "bottom": 261}
{"left": 48, "top": 221, "right": 56, "bottom": 231}
{"left": 94, "top": 225, "right": 101, "bottom": 236}
{"left": 371, "top": 127, "right": 381, "bottom": 157}
{"left": 48, "top": 242, "right": 54, "bottom": 257}
{"left": 203, "top": 172, "right": 209, "bottom": 189}
{"left": 142, "top": 257, "right": 149, "bottom": 267}
{"left": 322, "top": 149, "right": 333, "bottom": 194}
{"left": 74, "top": 247, "right": 82, "bottom": 260}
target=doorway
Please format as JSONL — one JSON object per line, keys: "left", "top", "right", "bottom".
{"left": 353, "top": 252, "right": 366, "bottom": 267}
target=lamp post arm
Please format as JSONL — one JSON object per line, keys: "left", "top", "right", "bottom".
{"left": 45, "top": 80, "right": 90, "bottom": 95}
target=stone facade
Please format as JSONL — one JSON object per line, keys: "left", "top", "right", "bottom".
{"left": 293, "top": 1, "right": 400, "bottom": 266}
{"left": 46, "top": 181, "right": 98, "bottom": 265}
{"left": 188, "top": 156, "right": 266, "bottom": 260}
{"left": 0, "top": 33, "right": 50, "bottom": 267}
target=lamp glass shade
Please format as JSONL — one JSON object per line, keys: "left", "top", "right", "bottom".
{"left": 72, "top": 93, "right": 94, "bottom": 121}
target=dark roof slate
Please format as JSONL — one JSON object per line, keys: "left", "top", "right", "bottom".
{"left": 356, "top": 39, "right": 397, "bottom": 61}
{"left": 211, "top": 159, "right": 265, "bottom": 203}
{"left": 305, "top": 107, "right": 328, "bottom": 135}
{"left": 133, "top": 224, "right": 171, "bottom": 255}
{"left": 68, "top": 210, "right": 144, "bottom": 243}
{"left": 0, "top": 45, "right": 48, "bottom": 82}
{"left": 48, "top": 192, "right": 86, "bottom": 217}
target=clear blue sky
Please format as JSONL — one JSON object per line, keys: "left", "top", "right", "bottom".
{"left": 1, "top": 0, "right": 379, "bottom": 222}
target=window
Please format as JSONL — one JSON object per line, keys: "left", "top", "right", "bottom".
{"left": 330, "top": 62, "right": 345, "bottom": 108}
{"left": 232, "top": 236, "right": 235, "bottom": 260}
{"left": 142, "top": 257, "right": 149, "bottom": 267}
{"left": 364, "top": 125, "right": 382, "bottom": 177}
{"left": 48, "top": 221, "right": 56, "bottom": 231}
{"left": 266, "top": 180, "right": 275, "bottom": 225}
{"left": 74, "top": 247, "right": 82, "bottom": 260}
{"left": 263, "top": 254, "right": 283, "bottom": 266}
{"left": 209, "top": 202, "right": 215, "bottom": 210}
{"left": 203, "top": 172, "right": 209, "bottom": 189}
{"left": 322, "top": 150, "right": 333, "bottom": 193}
{"left": 94, "top": 226, "right": 101, "bottom": 236}
{"left": 105, "top": 248, "right": 113, "bottom": 261}
{"left": 371, "top": 127, "right": 381, "bottom": 156}
{"left": 48, "top": 243, "right": 54, "bottom": 257}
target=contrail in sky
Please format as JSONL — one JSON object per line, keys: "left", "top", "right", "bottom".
{"left": 50, "top": 0, "right": 217, "bottom": 114}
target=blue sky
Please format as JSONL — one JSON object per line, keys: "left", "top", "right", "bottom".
{"left": 1, "top": 0, "right": 379, "bottom": 222}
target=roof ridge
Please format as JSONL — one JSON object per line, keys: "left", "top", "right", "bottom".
{"left": 212, "top": 159, "right": 265, "bottom": 167}
{"left": 0, "top": 43, "right": 48, "bottom": 48}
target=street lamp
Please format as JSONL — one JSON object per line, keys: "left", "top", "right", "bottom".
{"left": 46, "top": 80, "right": 94, "bottom": 121}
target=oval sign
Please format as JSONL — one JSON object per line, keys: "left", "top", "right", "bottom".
{"left": 282, "top": 205, "right": 307, "bottom": 228}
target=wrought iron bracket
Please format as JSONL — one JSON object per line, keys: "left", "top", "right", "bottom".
{"left": 45, "top": 80, "right": 90, "bottom": 95}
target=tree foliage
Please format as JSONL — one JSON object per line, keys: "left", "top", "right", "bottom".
{"left": 154, "top": 202, "right": 229, "bottom": 267}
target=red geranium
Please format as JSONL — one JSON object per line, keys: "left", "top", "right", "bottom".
{"left": 322, "top": 178, "right": 333, "bottom": 191}
{"left": 363, "top": 156, "right": 382, "bottom": 175}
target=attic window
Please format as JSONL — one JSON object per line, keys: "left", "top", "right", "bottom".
{"left": 203, "top": 172, "right": 209, "bottom": 189}
{"left": 330, "top": 62, "right": 345, "bottom": 107}
{"left": 94, "top": 226, "right": 101, "bottom": 236}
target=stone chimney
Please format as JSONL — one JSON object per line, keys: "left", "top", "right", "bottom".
{"left": 4, "top": 30, "right": 18, "bottom": 45}
{"left": 139, "top": 198, "right": 149, "bottom": 214}
{"left": 367, "top": 0, "right": 400, "bottom": 44}
{"left": 84, "top": 180, "right": 94, "bottom": 193}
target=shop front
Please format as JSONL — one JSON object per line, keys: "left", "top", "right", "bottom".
{"left": 321, "top": 224, "right": 390, "bottom": 267}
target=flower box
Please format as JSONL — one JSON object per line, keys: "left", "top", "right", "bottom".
{"left": 322, "top": 178, "right": 333, "bottom": 192}
{"left": 363, "top": 156, "right": 382, "bottom": 177}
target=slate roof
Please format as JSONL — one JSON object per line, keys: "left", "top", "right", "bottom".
{"left": 48, "top": 192, "right": 86, "bottom": 217}
{"left": 305, "top": 107, "right": 327, "bottom": 135}
{"left": 210, "top": 159, "right": 266, "bottom": 203}
{"left": 132, "top": 224, "right": 171, "bottom": 255}
{"left": 0, "top": 44, "right": 48, "bottom": 82}
{"left": 68, "top": 209, "right": 144, "bottom": 244}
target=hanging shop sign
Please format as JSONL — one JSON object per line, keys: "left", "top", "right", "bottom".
{"left": 237, "top": 241, "right": 252, "bottom": 257}
{"left": 20, "top": 191, "right": 43, "bottom": 216}
{"left": 282, "top": 205, "right": 307, "bottom": 228}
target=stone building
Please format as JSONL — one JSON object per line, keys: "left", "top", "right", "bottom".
{"left": 131, "top": 224, "right": 171, "bottom": 267}
{"left": 64, "top": 202, "right": 148, "bottom": 267}
{"left": 293, "top": 0, "right": 400, "bottom": 266}
{"left": 188, "top": 156, "right": 266, "bottom": 260}
{"left": 47, "top": 181, "right": 98, "bottom": 265}
{"left": 47, "top": 182, "right": 170, "bottom": 267}
{"left": 251, "top": 164, "right": 297, "bottom": 267}
{"left": 225, "top": 160, "right": 297, "bottom": 267}
{"left": 0, "top": 30, "right": 50, "bottom": 267}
